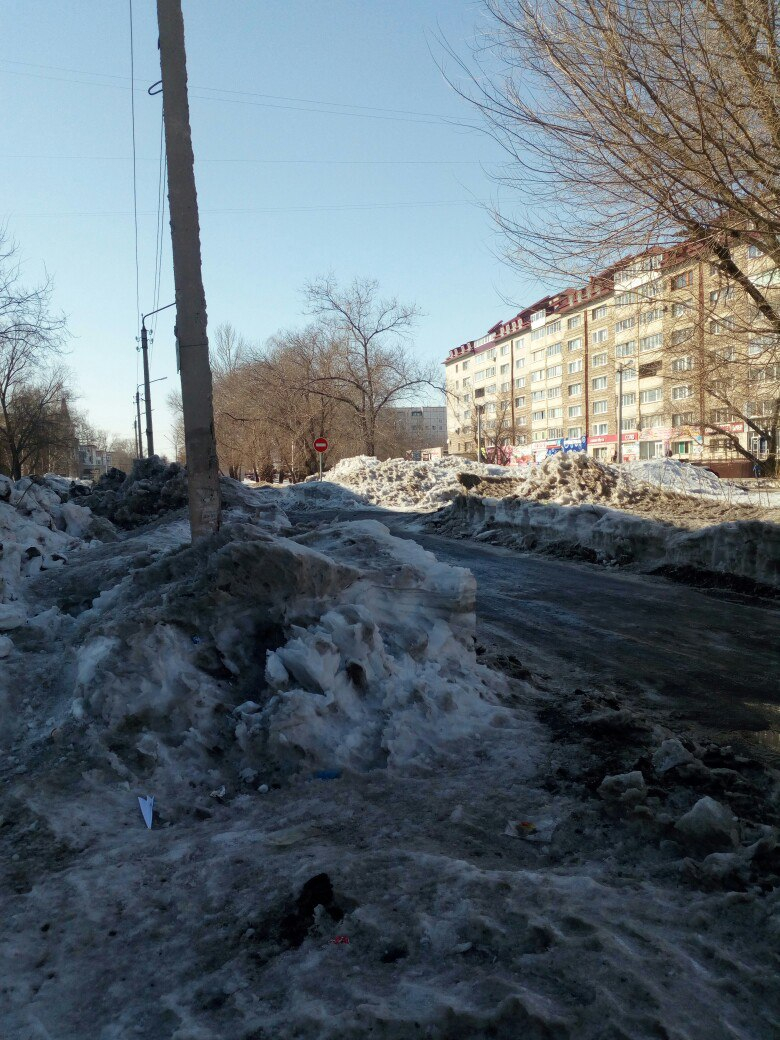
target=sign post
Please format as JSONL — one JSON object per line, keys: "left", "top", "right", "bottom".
{"left": 314, "top": 436, "right": 328, "bottom": 481}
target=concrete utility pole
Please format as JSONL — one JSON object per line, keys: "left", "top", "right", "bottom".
{"left": 157, "top": 0, "right": 221, "bottom": 540}
{"left": 140, "top": 323, "right": 154, "bottom": 456}
{"left": 617, "top": 365, "right": 625, "bottom": 464}
{"left": 133, "top": 415, "right": 140, "bottom": 459}
{"left": 135, "top": 390, "right": 144, "bottom": 459}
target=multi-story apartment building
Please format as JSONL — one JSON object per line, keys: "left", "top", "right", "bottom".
{"left": 385, "top": 405, "right": 447, "bottom": 452}
{"left": 445, "top": 243, "right": 779, "bottom": 473}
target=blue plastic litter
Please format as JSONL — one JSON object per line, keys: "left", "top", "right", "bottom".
{"left": 314, "top": 769, "right": 341, "bottom": 781}
{"left": 192, "top": 636, "right": 203, "bottom": 645}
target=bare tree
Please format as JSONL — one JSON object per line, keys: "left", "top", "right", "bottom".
{"left": 450, "top": 0, "right": 780, "bottom": 472}
{"left": 0, "top": 236, "right": 68, "bottom": 478}
{"left": 303, "top": 276, "right": 437, "bottom": 456}
{"left": 108, "top": 436, "right": 136, "bottom": 473}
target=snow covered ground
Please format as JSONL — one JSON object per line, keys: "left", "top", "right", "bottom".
{"left": 1, "top": 471, "right": 778, "bottom": 1038}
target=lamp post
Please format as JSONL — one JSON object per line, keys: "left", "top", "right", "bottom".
{"left": 139, "top": 302, "right": 176, "bottom": 458}
{"left": 135, "top": 377, "right": 168, "bottom": 459}
{"left": 616, "top": 364, "right": 625, "bottom": 464}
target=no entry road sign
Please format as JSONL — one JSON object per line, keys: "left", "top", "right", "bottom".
{"left": 314, "top": 437, "right": 328, "bottom": 453}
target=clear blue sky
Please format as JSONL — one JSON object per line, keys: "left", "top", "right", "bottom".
{"left": 1, "top": 0, "right": 540, "bottom": 453}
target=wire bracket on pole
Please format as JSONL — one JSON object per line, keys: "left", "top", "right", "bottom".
{"left": 148, "top": 80, "right": 163, "bottom": 95}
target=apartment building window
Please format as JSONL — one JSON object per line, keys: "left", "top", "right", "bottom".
{"left": 547, "top": 320, "right": 561, "bottom": 335}
{"left": 568, "top": 358, "right": 583, "bottom": 373}
{"left": 671, "top": 356, "right": 693, "bottom": 372}
{"left": 710, "top": 438, "right": 734, "bottom": 452}
{"left": 709, "top": 286, "right": 735, "bottom": 304}
{"left": 640, "top": 414, "right": 664, "bottom": 430}
{"left": 548, "top": 407, "right": 563, "bottom": 418}
{"left": 532, "top": 390, "right": 545, "bottom": 401}
{"left": 568, "top": 383, "right": 583, "bottom": 396}
{"left": 462, "top": 377, "right": 471, "bottom": 388}
{"left": 751, "top": 363, "right": 780, "bottom": 381}
{"left": 592, "top": 376, "right": 608, "bottom": 390}
{"left": 531, "top": 369, "right": 545, "bottom": 383}
{"left": 672, "top": 412, "right": 694, "bottom": 426}
{"left": 621, "top": 392, "right": 636, "bottom": 407}
{"left": 638, "top": 360, "right": 661, "bottom": 378}
{"left": 501, "top": 382, "right": 510, "bottom": 393}
{"left": 500, "top": 363, "right": 510, "bottom": 374}
{"left": 671, "top": 270, "right": 693, "bottom": 289}
{"left": 747, "top": 243, "right": 763, "bottom": 259}
{"left": 532, "top": 348, "right": 545, "bottom": 362}
{"left": 616, "top": 341, "right": 636, "bottom": 357}
{"left": 546, "top": 344, "right": 563, "bottom": 360}
{"left": 514, "top": 377, "right": 526, "bottom": 389}
{"left": 622, "top": 367, "right": 637, "bottom": 381}
{"left": 592, "top": 399, "right": 608, "bottom": 414}
{"left": 592, "top": 422, "right": 609, "bottom": 436}
{"left": 567, "top": 314, "right": 582, "bottom": 329}
{"left": 568, "top": 405, "right": 583, "bottom": 417}
{"left": 614, "top": 290, "right": 638, "bottom": 307}
{"left": 515, "top": 358, "right": 525, "bottom": 369}
{"left": 486, "top": 384, "right": 496, "bottom": 394}
{"left": 671, "top": 327, "right": 693, "bottom": 346}
{"left": 484, "top": 366, "right": 496, "bottom": 377}
{"left": 672, "top": 441, "right": 692, "bottom": 455}
{"left": 474, "top": 370, "right": 485, "bottom": 384}
{"left": 591, "top": 304, "right": 608, "bottom": 320}
{"left": 621, "top": 417, "right": 635, "bottom": 431}
{"left": 640, "top": 333, "right": 663, "bottom": 352}
{"left": 547, "top": 386, "right": 561, "bottom": 399}
{"left": 532, "top": 410, "right": 545, "bottom": 421}
{"left": 462, "top": 360, "right": 469, "bottom": 370}
{"left": 645, "top": 278, "right": 663, "bottom": 298}
{"left": 500, "top": 344, "right": 510, "bottom": 356}
{"left": 487, "top": 349, "right": 497, "bottom": 360}
{"left": 709, "top": 408, "right": 732, "bottom": 424}
{"left": 671, "top": 301, "right": 692, "bottom": 317}
{"left": 640, "top": 388, "right": 663, "bottom": 404}
{"left": 515, "top": 396, "right": 525, "bottom": 408}
{"left": 591, "top": 329, "right": 608, "bottom": 346}
{"left": 486, "top": 402, "right": 496, "bottom": 413}
{"left": 567, "top": 337, "right": 582, "bottom": 352}
{"left": 531, "top": 325, "right": 547, "bottom": 341}
{"left": 639, "top": 441, "right": 663, "bottom": 459}
{"left": 671, "top": 385, "right": 692, "bottom": 400}
{"left": 548, "top": 427, "right": 564, "bottom": 439}
{"left": 592, "top": 352, "right": 608, "bottom": 367}
{"left": 567, "top": 426, "right": 583, "bottom": 438}
{"left": 547, "top": 364, "right": 562, "bottom": 378}
{"left": 615, "top": 316, "right": 635, "bottom": 334}
{"left": 640, "top": 307, "right": 663, "bottom": 325}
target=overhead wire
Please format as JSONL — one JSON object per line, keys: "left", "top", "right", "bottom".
{"left": 128, "top": 0, "right": 141, "bottom": 388}
{"left": 150, "top": 104, "right": 167, "bottom": 361}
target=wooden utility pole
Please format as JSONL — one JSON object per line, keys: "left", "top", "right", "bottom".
{"left": 156, "top": 0, "right": 221, "bottom": 539}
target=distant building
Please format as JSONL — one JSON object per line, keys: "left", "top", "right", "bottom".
{"left": 386, "top": 405, "right": 447, "bottom": 452}
{"left": 78, "top": 444, "right": 112, "bottom": 480}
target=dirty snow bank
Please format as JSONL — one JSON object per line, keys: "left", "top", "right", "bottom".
{"left": 72, "top": 454, "right": 189, "bottom": 527}
{"left": 0, "top": 474, "right": 115, "bottom": 604}
{"left": 428, "top": 494, "right": 780, "bottom": 588}
{"left": 322, "top": 454, "right": 514, "bottom": 510}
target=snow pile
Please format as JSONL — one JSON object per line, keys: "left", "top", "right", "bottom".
{"left": 317, "top": 454, "right": 516, "bottom": 511}
{"left": 429, "top": 495, "right": 780, "bottom": 588}
{"left": 60, "top": 518, "right": 507, "bottom": 796}
{"left": 626, "top": 458, "right": 723, "bottom": 495}
{"left": 0, "top": 474, "right": 115, "bottom": 603}
{"left": 74, "top": 455, "right": 189, "bottom": 528}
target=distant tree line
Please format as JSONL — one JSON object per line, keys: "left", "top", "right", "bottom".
{"left": 171, "top": 277, "right": 440, "bottom": 480}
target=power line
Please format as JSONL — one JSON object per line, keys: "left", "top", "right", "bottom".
{"left": 128, "top": 0, "right": 141, "bottom": 386}
{"left": 0, "top": 57, "right": 478, "bottom": 128}
{"left": 9, "top": 198, "right": 488, "bottom": 218}
{"left": 0, "top": 153, "right": 492, "bottom": 166}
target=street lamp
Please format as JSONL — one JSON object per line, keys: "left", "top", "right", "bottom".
{"left": 139, "top": 302, "right": 176, "bottom": 457}
{"left": 616, "top": 364, "right": 626, "bottom": 464}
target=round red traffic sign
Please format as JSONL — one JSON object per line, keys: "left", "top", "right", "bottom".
{"left": 314, "top": 437, "right": 328, "bottom": 453}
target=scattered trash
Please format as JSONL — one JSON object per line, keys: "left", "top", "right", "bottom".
{"left": 314, "top": 769, "right": 342, "bottom": 781}
{"left": 209, "top": 785, "right": 226, "bottom": 800}
{"left": 330, "top": 935, "right": 350, "bottom": 944}
{"left": 191, "top": 635, "right": 203, "bottom": 645}
{"left": 138, "top": 795, "right": 154, "bottom": 829}
{"left": 505, "top": 816, "right": 558, "bottom": 843}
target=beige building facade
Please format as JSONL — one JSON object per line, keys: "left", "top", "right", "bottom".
{"left": 445, "top": 243, "right": 779, "bottom": 473}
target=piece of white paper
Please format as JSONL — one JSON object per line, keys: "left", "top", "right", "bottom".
{"left": 138, "top": 795, "right": 154, "bottom": 829}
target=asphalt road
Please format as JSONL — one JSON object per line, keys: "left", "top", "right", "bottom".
{"left": 292, "top": 506, "right": 780, "bottom": 761}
